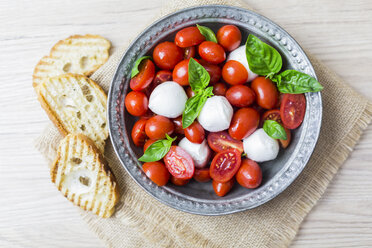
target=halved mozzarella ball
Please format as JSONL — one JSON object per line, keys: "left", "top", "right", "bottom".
{"left": 243, "top": 128, "right": 279, "bottom": 162}
{"left": 197, "top": 96, "right": 233, "bottom": 132}
{"left": 148, "top": 81, "right": 188, "bottom": 118}
{"left": 178, "top": 138, "right": 211, "bottom": 169}
{"left": 227, "top": 45, "right": 258, "bottom": 82}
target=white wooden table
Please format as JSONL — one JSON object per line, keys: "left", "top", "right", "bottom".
{"left": 1, "top": 0, "right": 371, "bottom": 247}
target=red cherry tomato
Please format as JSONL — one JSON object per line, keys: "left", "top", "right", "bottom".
{"left": 212, "top": 179, "right": 234, "bottom": 197}
{"left": 183, "top": 46, "right": 196, "bottom": 59}
{"left": 261, "top": 109, "right": 282, "bottom": 125}
{"left": 198, "top": 41, "right": 226, "bottom": 64}
{"left": 212, "top": 82, "right": 227, "bottom": 96}
{"left": 186, "top": 86, "right": 195, "bottom": 98}
{"left": 226, "top": 85, "right": 256, "bottom": 107}
{"left": 251, "top": 77, "right": 278, "bottom": 109}
{"left": 175, "top": 26, "right": 205, "bottom": 48}
{"left": 280, "top": 127, "right": 291, "bottom": 148}
{"left": 124, "top": 91, "right": 148, "bottom": 116}
{"left": 171, "top": 176, "right": 190, "bottom": 186}
{"left": 142, "top": 161, "right": 170, "bottom": 186}
{"left": 152, "top": 70, "right": 172, "bottom": 88}
{"left": 207, "top": 131, "right": 244, "bottom": 153}
{"left": 184, "top": 121, "right": 205, "bottom": 144}
{"left": 217, "top": 25, "right": 242, "bottom": 52}
{"left": 130, "top": 59, "right": 155, "bottom": 91}
{"left": 222, "top": 60, "right": 248, "bottom": 85}
{"left": 236, "top": 159, "right": 262, "bottom": 189}
{"left": 172, "top": 59, "right": 190, "bottom": 86}
{"left": 229, "top": 108, "right": 260, "bottom": 140}
{"left": 280, "top": 93, "right": 306, "bottom": 129}
{"left": 131, "top": 118, "right": 147, "bottom": 146}
{"left": 145, "top": 115, "right": 174, "bottom": 139}
{"left": 143, "top": 139, "right": 157, "bottom": 153}
{"left": 193, "top": 168, "right": 211, "bottom": 182}
{"left": 199, "top": 59, "right": 222, "bottom": 84}
{"left": 164, "top": 146, "right": 195, "bottom": 179}
{"left": 210, "top": 148, "right": 241, "bottom": 183}
{"left": 153, "top": 41, "right": 183, "bottom": 70}
{"left": 172, "top": 116, "right": 184, "bottom": 135}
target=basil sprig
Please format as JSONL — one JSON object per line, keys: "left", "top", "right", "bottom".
{"left": 138, "top": 134, "right": 176, "bottom": 162}
{"left": 272, "top": 70, "right": 324, "bottom": 93}
{"left": 131, "top": 56, "right": 152, "bottom": 78}
{"left": 263, "top": 120, "right": 287, "bottom": 140}
{"left": 196, "top": 24, "right": 217, "bottom": 43}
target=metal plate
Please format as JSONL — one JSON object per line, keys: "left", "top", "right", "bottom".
{"left": 107, "top": 5, "right": 322, "bottom": 215}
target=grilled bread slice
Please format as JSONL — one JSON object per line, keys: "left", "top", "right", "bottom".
{"left": 51, "top": 134, "right": 119, "bottom": 218}
{"left": 33, "top": 34, "right": 111, "bottom": 87}
{"left": 35, "top": 74, "right": 108, "bottom": 152}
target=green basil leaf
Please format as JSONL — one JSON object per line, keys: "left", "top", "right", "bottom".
{"left": 196, "top": 24, "right": 218, "bottom": 43}
{"left": 188, "top": 58, "right": 210, "bottom": 92}
{"left": 245, "top": 34, "right": 282, "bottom": 76}
{"left": 131, "top": 56, "right": 152, "bottom": 78}
{"left": 203, "top": 86, "right": 214, "bottom": 97}
{"left": 182, "top": 92, "right": 208, "bottom": 128}
{"left": 273, "top": 70, "right": 323, "bottom": 93}
{"left": 138, "top": 135, "right": 176, "bottom": 162}
{"left": 263, "top": 120, "right": 287, "bottom": 140}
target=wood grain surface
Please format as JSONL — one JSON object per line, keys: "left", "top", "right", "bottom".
{"left": 0, "top": 0, "right": 371, "bottom": 247}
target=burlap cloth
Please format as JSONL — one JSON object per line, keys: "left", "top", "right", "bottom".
{"left": 35, "top": 0, "right": 372, "bottom": 247}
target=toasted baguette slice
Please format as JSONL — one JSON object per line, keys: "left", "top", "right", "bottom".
{"left": 33, "top": 34, "right": 110, "bottom": 87}
{"left": 51, "top": 134, "right": 119, "bottom": 218}
{"left": 35, "top": 74, "right": 108, "bottom": 152}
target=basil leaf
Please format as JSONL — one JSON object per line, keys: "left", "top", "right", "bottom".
{"left": 188, "top": 58, "right": 210, "bottom": 92}
{"left": 273, "top": 70, "right": 323, "bottom": 93}
{"left": 196, "top": 24, "right": 218, "bottom": 43}
{"left": 203, "top": 86, "right": 214, "bottom": 97}
{"left": 263, "top": 120, "right": 287, "bottom": 140}
{"left": 182, "top": 92, "right": 208, "bottom": 128}
{"left": 245, "top": 34, "right": 282, "bottom": 76}
{"left": 131, "top": 56, "right": 152, "bottom": 78}
{"left": 138, "top": 134, "right": 176, "bottom": 162}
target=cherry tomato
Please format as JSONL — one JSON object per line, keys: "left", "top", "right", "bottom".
{"left": 124, "top": 91, "right": 148, "bottom": 116}
{"left": 164, "top": 146, "right": 195, "bottom": 179}
{"left": 280, "top": 127, "right": 291, "bottom": 148}
{"left": 145, "top": 115, "right": 174, "bottom": 139}
{"left": 212, "top": 82, "right": 227, "bottom": 96}
{"left": 210, "top": 148, "right": 241, "bottom": 183}
{"left": 199, "top": 59, "right": 222, "bottom": 84}
{"left": 184, "top": 121, "right": 205, "bottom": 144}
{"left": 207, "top": 131, "right": 244, "bottom": 153}
{"left": 142, "top": 161, "right": 170, "bottom": 186}
{"left": 172, "top": 116, "right": 184, "bottom": 135}
{"left": 251, "top": 77, "right": 278, "bottom": 109}
{"left": 229, "top": 108, "right": 260, "bottom": 140}
{"left": 198, "top": 41, "right": 226, "bottom": 64}
{"left": 173, "top": 59, "right": 191, "bottom": 86}
{"left": 280, "top": 93, "right": 306, "bottom": 129}
{"left": 130, "top": 59, "right": 155, "bottom": 91}
{"left": 186, "top": 86, "right": 195, "bottom": 98}
{"left": 131, "top": 118, "right": 147, "bottom": 146}
{"left": 183, "top": 46, "right": 196, "bottom": 59}
{"left": 261, "top": 109, "right": 282, "bottom": 125}
{"left": 217, "top": 25, "right": 242, "bottom": 52}
{"left": 153, "top": 41, "right": 183, "bottom": 70}
{"left": 193, "top": 168, "right": 211, "bottom": 182}
{"left": 175, "top": 26, "right": 205, "bottom": 48}
{"left": 212, "top": 179, "right": 234, "bottom": 197}
{"left": 226, "top": 85, "right": 256, "bottom": 107}
{"left": 143, "top": 139, "right": 156, "bottom": 153}
{"left": 222, "top": 60, "right": 248, "bottom": 85}
{"left": 152, "top": 70, "right": 172, "bottom": 88}
{"left": 236, "top": 159, "right": 262, "bottom": 189}
{"left": 171, "top": 176, "right": 190, "bottom": 186}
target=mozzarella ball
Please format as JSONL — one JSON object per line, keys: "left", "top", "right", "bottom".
{"left": 227, "top": 45, "right": 258, "bottom": 82}
{"left": 243, "top": 128, "right": 279, "bottom": 162}
{"left": 178, "top": 138, "right": 211, "bottom": 169}
{"left": 197, "top": 96, "right": 233, "bottom": 132}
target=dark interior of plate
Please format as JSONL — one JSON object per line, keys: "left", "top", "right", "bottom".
{"left": 108, "top": 5, "right": 322, "bottom": 215}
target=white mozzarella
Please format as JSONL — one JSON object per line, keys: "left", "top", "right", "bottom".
{"left": 243, "top": 128, "right": 279, "bottom": 162}
{"left": 178, "top": 138, "right": 211, "bottom": 169}
{"left": 197, "top": 96, "right": 233, "bottom": 132}
{"left": 148, "top": 81, "right": 188, "bottom": 118}
{"left": 227, "top": 45, "right": 258, "bottom": 82}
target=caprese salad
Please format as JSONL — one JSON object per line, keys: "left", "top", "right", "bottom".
{"left": 124, "top": 24, "right": 323, "bottom": 197}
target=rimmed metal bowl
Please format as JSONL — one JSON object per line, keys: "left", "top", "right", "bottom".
{"left": 108, "top": 5, "right": 322, "bottom": 215}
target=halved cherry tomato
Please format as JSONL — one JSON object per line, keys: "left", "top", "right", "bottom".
{"left": 207, "top": 131, "right": 244, "bottom": 153}
{"left": 173, "top": 59, "right": 191, "bottom": 86}
{"left": 212, "top": 179, "right": 234, "bottom": 197}
{"left": 199, "top": 59, "right": 222, "bottom": 84}
{"left": 183, "top": 46, "right": 196, "bottom": 59}
{"left": 210, "top": 148, "right": 241, "bottom": 183}
{"left": 280, "top": 93, "right": 306, "bottom": 129}
{"left": 193, "top": 168, "right": 211, "bottom": 182}
{"left": 251, "top": 77, "right": 278, "bottom": 109}
{"left": 124, "top": 91, "right": 148, "bottom": 116}
{"left": 143, "top": 161, "right": 170, "bottom": 186}
{"left": 175, "top": 26, "right": 205, "bottom": 48}
{"left": 217, "top": 25, "right": 242, "bottom": 52}
{"left": 185, "top": 121, "right": 205, "bottom": 144}
{"left": 152, "top": 70, "right": 172, "bottom": 88}
{"left": 261, "top": 109, "right": 282, "bottom": 125}
{"left": 143, "top": 139, "right": 156, "bottom": 153}
{"left": 130, "top": 59, "right": 155, "bottom": 91}
{"left": 164, "top": 146, "right": 195, "bottom": 179}
{"left": 280, "top": 128, "right": 291, "bottom": 148}
{"left": 131, "top": 118, "right": 147, "bottom": 146}
{"left": 226, "top": 85, "right": 255, "bottom": 107}
{"left": 228, "top": 108, "right": 260, "bottom": 140}
{"left": 222, "top": 60, "right": 248, "bottom": 85}
{"left": 198, "top": 41, "right": 226, "bottom": 64}
{"left": 172, "top": 116, "right": 184, "bottom": 135}
{"left": 212, "top": 82, "right": 227, "bottom": 96}
{"left": 171, "top": 176, "right": 190, "bottom": 186}
{"left": 236, "top": 159, "right": 262, "bottom": 189}
{"left": 186, "top": 86, "right": 195, "bottom": 98}
{"left": 153, "top": 41, "right": 183, "bottom": 70}
{"left": 145, "top": 115, "right": 174, "bottom": 139}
